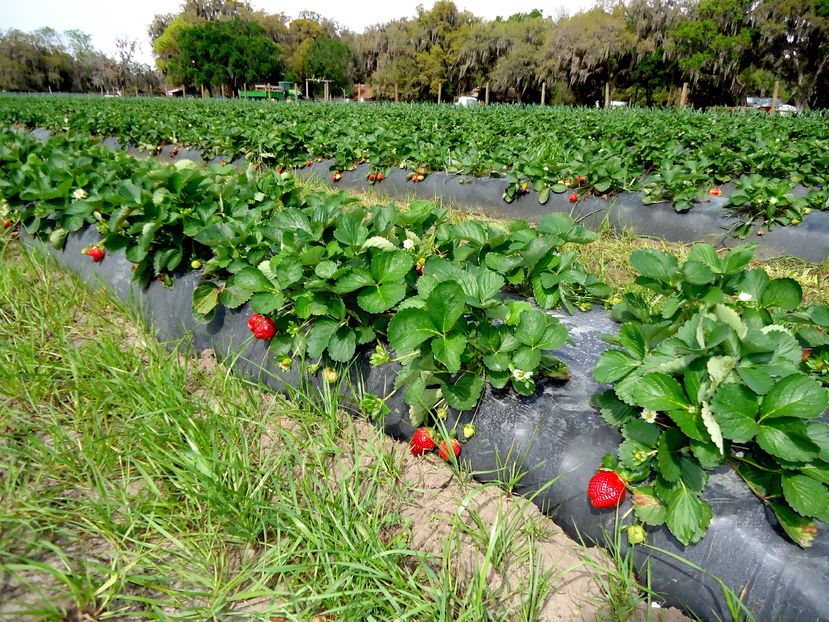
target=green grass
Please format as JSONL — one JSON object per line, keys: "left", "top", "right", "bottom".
{"left": 0, "top": 235, "right": 608, "bottom": 621}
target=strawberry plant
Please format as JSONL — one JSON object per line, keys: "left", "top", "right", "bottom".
{"left": 3, "top": 95, "right": 826, "bottom": 228}
{"left": 593, "top": 243, "right": 829, "bottom": 547}
{"left": 726, "top": 174, "right": 808, "bottom": 237}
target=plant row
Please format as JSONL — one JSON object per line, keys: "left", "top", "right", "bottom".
{"left": 1, "top": 127, "right": 827, "bottom": 550}
{"left": 1, "top": 95, "right": 827, "bottom": 235}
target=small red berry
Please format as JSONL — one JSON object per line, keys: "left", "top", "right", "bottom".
{"left": 87, "top": 247, "right": 105, "bottom": 262}
{"left": 569, "top": 193, "right": 578, "bottom": 203}
{"left": 2, "top": 219, "right": 11, "bottom": 229}
{"left": 276, "top": 168, "right": 283, "bottom": 174}
{"left": 438, "top": 438, "right": 461, "bottom": 461}
{"left": 305, "top": 161, "right": 312, "bottom": 167}
{"left": 709, "top": 188, "right": 722, "bottom": 196}
{"left": 368, "top": 173, "right": 376, "bottom": 181}
{"left": 376, "top": 172, "right": 384, "bottom": 181}
{"left": 252, "top": 316, "right": 276, "bottom": 340}
{"left": 802, "top": 348, "right": 812, "bottom": 362}
{"left": 247, "top": 313, "right": 263, "bottom": 331}
{"left": 576, "top": 176, "right": 585, "bottom": 183}
{"left": 410, "top": 427, "right": 436, "bottom": 456}
{"left": 587, "top": 471, "right": 626, "bottom": 508}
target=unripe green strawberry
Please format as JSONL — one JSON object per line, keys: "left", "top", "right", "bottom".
{"left": 322, "top": 367, "right": 339, "bottom": 383}
{"left": 627, "top": 524, "right": 646, "bottom": 545}
{"left": 191, "top": 259, "right": 202, "bottom": 269}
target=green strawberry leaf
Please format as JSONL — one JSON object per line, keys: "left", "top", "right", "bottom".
{"left": 755, "top": 418, "right": 820, "bottom": 462}
{"left": 427, "top": 280, "right": 466, "bottom": 334}
{"left": 442, "top": 373, "right": 484, "bottom": 411}
{"left": 594, "top": 349, "right": 640, "bottom": 384}
{"left": 632, "top": 373, "right": 691, "bottom": 412}
{"left": 759, "top": 374, "right": 828, "bottom": 421}
{"left": 710, "top": 383, "right": 760, "bottom": 442}
{"left": 781, "top": 473, "right": 829, "bottom": 519}
{"left": 328, "top": 326, "right": 356, "bottom": 362}
{"left": 665, "top": 486, "right": 712, "bottom": 546}
{"left": 387, "top": 308, "right": 435, "bottom": 353}
{"left": 358, "top": 282, "right": 407, "bottom": 313}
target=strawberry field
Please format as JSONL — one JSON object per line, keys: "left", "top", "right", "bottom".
{"left": 2, "top": 99, "right": 829, "bottom": 621}
{"left": 1, "top": 95, "right": 828, "bottom": 236}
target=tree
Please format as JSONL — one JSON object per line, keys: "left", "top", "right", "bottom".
{"left": 665, "top": 0, "right": 757, "bottom": 102}
{"left": 305, "top": 37, "right": 351, "bottom": 92}
{"left": 753, "top": 0, "right": 829, "bottom": 109}
{"left": 168, "top": 19, "right": 282, "bottom": 94}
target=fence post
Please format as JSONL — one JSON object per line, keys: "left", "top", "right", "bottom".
{"left": 395, "top": 83, "right": 399, "bottom": 102}
{"left": 485, "top": 84, "right": 490, "bottom": 105}
{"left": 771, "top": 80, "right": 780, "bottom": 113}
{"left": 540, "top": 82, "right": 546, "bottom": 105}
{"left": 438, "top": 82, "right": 442, "bottom": 104}
{"left": 604, "top": 82, "right": 611, "bottom": 108}
{"left": 679, "top": 82, "right": 689, "bottom": 107}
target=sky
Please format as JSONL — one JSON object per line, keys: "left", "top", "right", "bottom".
{"left": 0, "top": 0, "right": 596, "bottom": 66}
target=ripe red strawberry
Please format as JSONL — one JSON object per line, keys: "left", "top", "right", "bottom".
{"left": 376, "top": 172, "right": 384, "bottom": 181}
{"left": 247, "top": 313, "right": 263, "bottom": 331}
{"left": 276, "top": 168, "right": 283, "bottom": 174}
{"left": 252, "top": 316, "right": 276, "bottom": 340}
{"left": 87, "top": 247, "right": 105, "bottom": 262}
{"left": 305, "top": 161, "right": 312, "bottom": 167}
{"left": 569, "top": 193, "right": 578, "bottom": 203}
{"left": 2, "top": 219, "right": 11, "bottom": 229}
{"left": 368, "top": 173, "right": 376, "bottom": 181}
{"left": 410, "top": 427, "right": 436, "bottom": 456}
{"left": 587, "top": 471, "right": 626, "bottom": 508}
{"left": 576, "top": 176, "right": 585, "bottom": 183}
{"left": 802, "top": 348, "right": 812, "bottom": 361}
{"left": 709, "top": 188, "right": 722, "bottom": 196}
{"left": 438, "top": 438, "right": 461, "bottom": 461}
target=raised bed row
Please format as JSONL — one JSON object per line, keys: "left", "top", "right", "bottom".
{"left": 22, "top": 225, "right": 829, "bottom": 622}
{"left": 289, "top": 160, "right": 829, "bottom": 264}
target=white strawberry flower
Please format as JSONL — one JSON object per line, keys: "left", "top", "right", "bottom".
{"left": 72, "top": 188, "right": 87, "bottom": 200}
{"left": 402, "top": 239, "right": 414, "bottom": 249}
{"left": 512, "top": 369, "right": 533, "bottom": 381}
{"left": 641, "top": 408, "right": 658, "bottom": 423}
{"left": 738, "top": 292, "right": 753, "bottom": 302}
{"left": 734, "top": 450, "right": 745, "bottom": 458}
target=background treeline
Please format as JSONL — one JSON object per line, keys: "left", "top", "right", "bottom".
{"left": 2, "top": 0, "right": 827, "bottom": 109}
{"left": 0, "top": 28, "right": 162, "bottom": 94}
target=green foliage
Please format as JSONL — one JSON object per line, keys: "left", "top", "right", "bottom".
{"left": 305, "top": 37, "right": 351, "bottom": 92}
{"left": 4, "top": 96, "right": 826, "bottom": 228}
{"left": 0, "top": 127, "right": 609, "bottom": 428}
{"left": 595, "top": 243, "right": 829, "bottom": 547}
{"left": 168, "top": 18, "right": 283, "bottom": 91}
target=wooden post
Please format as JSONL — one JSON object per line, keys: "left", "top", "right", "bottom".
{"left": 358, "top": 83, "right": 362, "bottom": 101}
{"left": 771, "top": 80, "right": 780, "bottom": 113}
{"left": 200, "top": 84, "right": 205, "bottom": 99}
{"left": 324, "top": 81, "right": 329, "bottom": 101}
{"left": 395, "top": 83, "right": 399, "bottom": 103}
{"left": 485, "top": 83, "right": 490, "bottom": 105}
{"left": 540, "top": 82, "right": 546, "bottom": 105}
{"left": 679, "top": 82, "right": 689, "bottom": 107}
{"left": 437, "top": 82, "right": 442, "bottom": 104}
{"left": 604, "top": 82, "right": 611, "bottom": 108}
